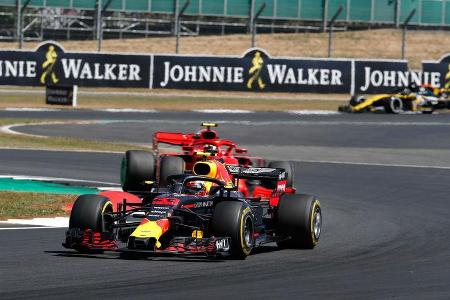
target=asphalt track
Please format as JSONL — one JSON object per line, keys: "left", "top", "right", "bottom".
{"left": 1, "top": 110, "right": 450, "bottom": 299}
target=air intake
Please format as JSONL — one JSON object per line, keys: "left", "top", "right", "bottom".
{"left": 193, "top": 162, "right": 211, "bottom": 176}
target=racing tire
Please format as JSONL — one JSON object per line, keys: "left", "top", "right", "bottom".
{"left": 211, "top": 201, "right": 254, "bottom": 259}
{"left": 276, "top": 194, "right": 321, "bottom": 249}
{"left": 69, "top": 195, "right": 114, "bottom": 253}
{"left": 268, "top": 161, "right": 295, "bottom": 188}
{"left": 349, "top": 95, "right": 366, "bottom": 106}
{"left": 159, "top": 156, "right": 185, "bottom": 187}
{"left": 121, "top": 150, "right": 155, "bottom": 192}
{"left": 385, "top": 97, "right": 404, "bottom": 114}
{"left": 69, "top": 194, "right": 113, "bottom": 232}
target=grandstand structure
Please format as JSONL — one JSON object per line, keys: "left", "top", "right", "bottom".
{"left": 0, "top": 0, "right": 449, "bottom": 43}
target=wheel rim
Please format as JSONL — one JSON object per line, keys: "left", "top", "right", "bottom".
{"left": 390, "top": 97, "right": 403, "bottom": 113}
{"left": 243, "top": 215, "right": 253, "bottom": 248}
{"left": 312, "top": 207, "right": 322, "bottom": 240}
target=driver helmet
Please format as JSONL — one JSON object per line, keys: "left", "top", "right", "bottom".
{"left": 185, "top": 181, "right": 207, "bottom": 196}
{"left": 203, "top": 144, "right": 217, "bottom": 154}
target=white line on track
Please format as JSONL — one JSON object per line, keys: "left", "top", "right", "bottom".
{"left": 0, "top": 226, "right": 66, "bottom": 230}
{"left": 4, "top": 107, "right": 61, "bottom": 112}
{"left": 193, "top": 109, "right": 254, "bottom": 114}
{"left": 0, "top": 174, "right": 120, "bottom": 186}
{"left": 97, "top": 108, "right": 158, "bottom": 113}
{"left": 289, "top": 110, "right": 341, "bottom": 115}
{"left": 0, "top": 217, "right": 69, "bottom": 228}
{"left": 293, "top": 159, "right": 450, "bottom": 170}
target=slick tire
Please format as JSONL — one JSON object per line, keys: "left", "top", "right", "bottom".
{"left": 159, "top": 156, "right": 185, "bottom": 187}
{"left": 276, "top": 194, "right": 321, "bottom": 249}
{"left": 349, "top": 95, "right": 366, "bottom": 106}
{"left": 69, "top": 194, "right": 113, "bottom": 233}
{"left": 121, "top": 150, "right": 155, "bottom": 192}
{"left": 211, "top": 201, "right": 254, "bottom": 259}
{"left": 385, "top": 97, "right": 404, "bottom": 114}
{"left": 268, "top": 161, "right": 295, "bottom": 188}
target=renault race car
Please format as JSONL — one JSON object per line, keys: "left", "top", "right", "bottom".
{"left": 338, "top": 85, "right": 450, "bottom": 114}
{"left": 121, "top": 123, "right": 294, "bottom": 196}
{"left": 63, "top": 159, "right": 322, "bottom": 259}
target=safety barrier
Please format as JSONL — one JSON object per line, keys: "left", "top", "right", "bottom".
{"left": 1, "top": 41, "right": 449, "bottom": 94}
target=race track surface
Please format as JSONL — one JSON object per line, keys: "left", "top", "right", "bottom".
{"left": 1, "top": 110, "right": 450, "bottom": 299}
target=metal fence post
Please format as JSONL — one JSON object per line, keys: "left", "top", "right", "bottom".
{"left": 322, "top": 0, "right": 329, "bottom": 32}
{"left": 401, "top": 9, "right": 416, "bottom": 60}
{"left": 17, "top": 0, "right": 31, "bottom": 49}
{"left": 328, "top": 5, "right": 343, "bottom": 58}
{"left": 176, "top": 0, "right": 190, "bottom": 54}
{"left": 16, "top": 0, "right": 21, "bottom": 48}
{"left": 249, "top": 0, "right": 255, "bottom": 34}
{"left": 96, "top": 0, "right": 102, "bottom": 51}
{"left": 251, "top": 3, "right": 266, "bottom": 48}
{"left": 394, "top": 0, "right": 400, "bottom": 28}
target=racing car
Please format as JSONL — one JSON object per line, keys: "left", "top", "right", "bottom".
{"left": 338, "top": 84, "right": 450, "bottom": 114}
{"left": 121, "top": 123, "right": 294, "bottom": 195}
{"left": 63, "top": 159, "right": 321, "bottom": 259}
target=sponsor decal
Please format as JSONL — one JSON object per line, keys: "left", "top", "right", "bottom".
{"left": 355, "top": 60, "right": 441, "bottom": 94}
{"left": 422, "top": 54, "right": 450, "bottom": 91}
{"left": 215, "top": 238, "right": 230, "bottom": 252}
{"left": 153, "top": 49, "right": 351, "bottom": 93}
{"left": 45, "top": 85, "right": 75, "bottom": 106}
{"left": 0, "top": 42, "right": 450, "bottom": 93}
{"left": 0, "top": 41, "right": 149, "bottom": 88}
{"left": 194, "top": 200, "right": 214, "bottom": 208}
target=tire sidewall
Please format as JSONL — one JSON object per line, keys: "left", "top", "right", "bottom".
{"left": 276, "top": 194, "right": 321, "bottom": 249}
{"left": 211, "top": 201, "right": 254, "bottom": 258}
{"left": 121, "top": 150, "right": 155, "bottom": 191}
{"left": 159, "top": 156, "right": 185, "bottom": 187}
{"left": 69, "top": 194, "right": 113, "bottom": 233}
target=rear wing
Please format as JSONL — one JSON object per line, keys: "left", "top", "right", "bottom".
{"left": 226, "top": 165, "right": 286, "bottom": 181}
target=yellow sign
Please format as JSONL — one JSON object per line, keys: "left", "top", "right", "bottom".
{"left": 247, "top": 51, "right": 265, "bottom": 90}
{"left": 40, "top": 45, "right": 59, "bottom": 85}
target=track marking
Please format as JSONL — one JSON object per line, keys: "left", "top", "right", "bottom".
{"left": 0, "top": 217, "right": 69, "bottom": 228}
{"left": 4, "top": 107, "right": 61, "bottom": 112}
{"left": 0, "top": 174, "right": 120, "bottom": 186}
{"left": 97, "top": 108, "right": 158, "bottom": 113}
{"left": 293, "top": 159, "right": 450, "bottom": 170}
{"left": 289, "top": 110, "right": 341, "bottom": 115}
{"left": 193, "top": 109, "right": 254, "bottom": 114}
{"left": 0, "top": 226, "right": 66, "bottom": 230}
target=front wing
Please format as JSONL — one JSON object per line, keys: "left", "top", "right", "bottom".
{"left": 63, "top": 228, "right": 232, "bottom": 257}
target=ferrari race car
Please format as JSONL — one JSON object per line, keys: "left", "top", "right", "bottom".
{"left": 63, "top": 159, "right": 322, "bottom": 259}
{"left": 338, "top": 85, "right": 450, "bottom": 114}
{"left": 121, "top": 123, "right": 294, "bottom": 196}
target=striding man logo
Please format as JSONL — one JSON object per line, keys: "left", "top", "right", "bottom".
{"left": 444, "top": 63, "right": 450, "bottom": 89}
{"left": 247, "top": 51, "right": 265, "bottom": 90}
{"left": 40, "top": 45, "right": 59, "bottom": 85}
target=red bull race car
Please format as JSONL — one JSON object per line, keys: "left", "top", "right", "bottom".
{"left": 338, "top": 84, "right": 450, "bottom": 114}
{"left": 63, "top": 159, "right": 321, "bottom": 259}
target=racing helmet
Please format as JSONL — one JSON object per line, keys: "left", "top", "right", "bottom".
{"left": 185, "top": 181, "right": 207, "bottom": 196}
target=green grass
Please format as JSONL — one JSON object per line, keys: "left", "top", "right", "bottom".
{"left": 0, "top": 118, "right": 151, "bottom": 152}
{"left": 0, "top": 191, "right": 75, "bottom": 220}
{"left": 0, "top": 89, "right": 346, "bottom": 111}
